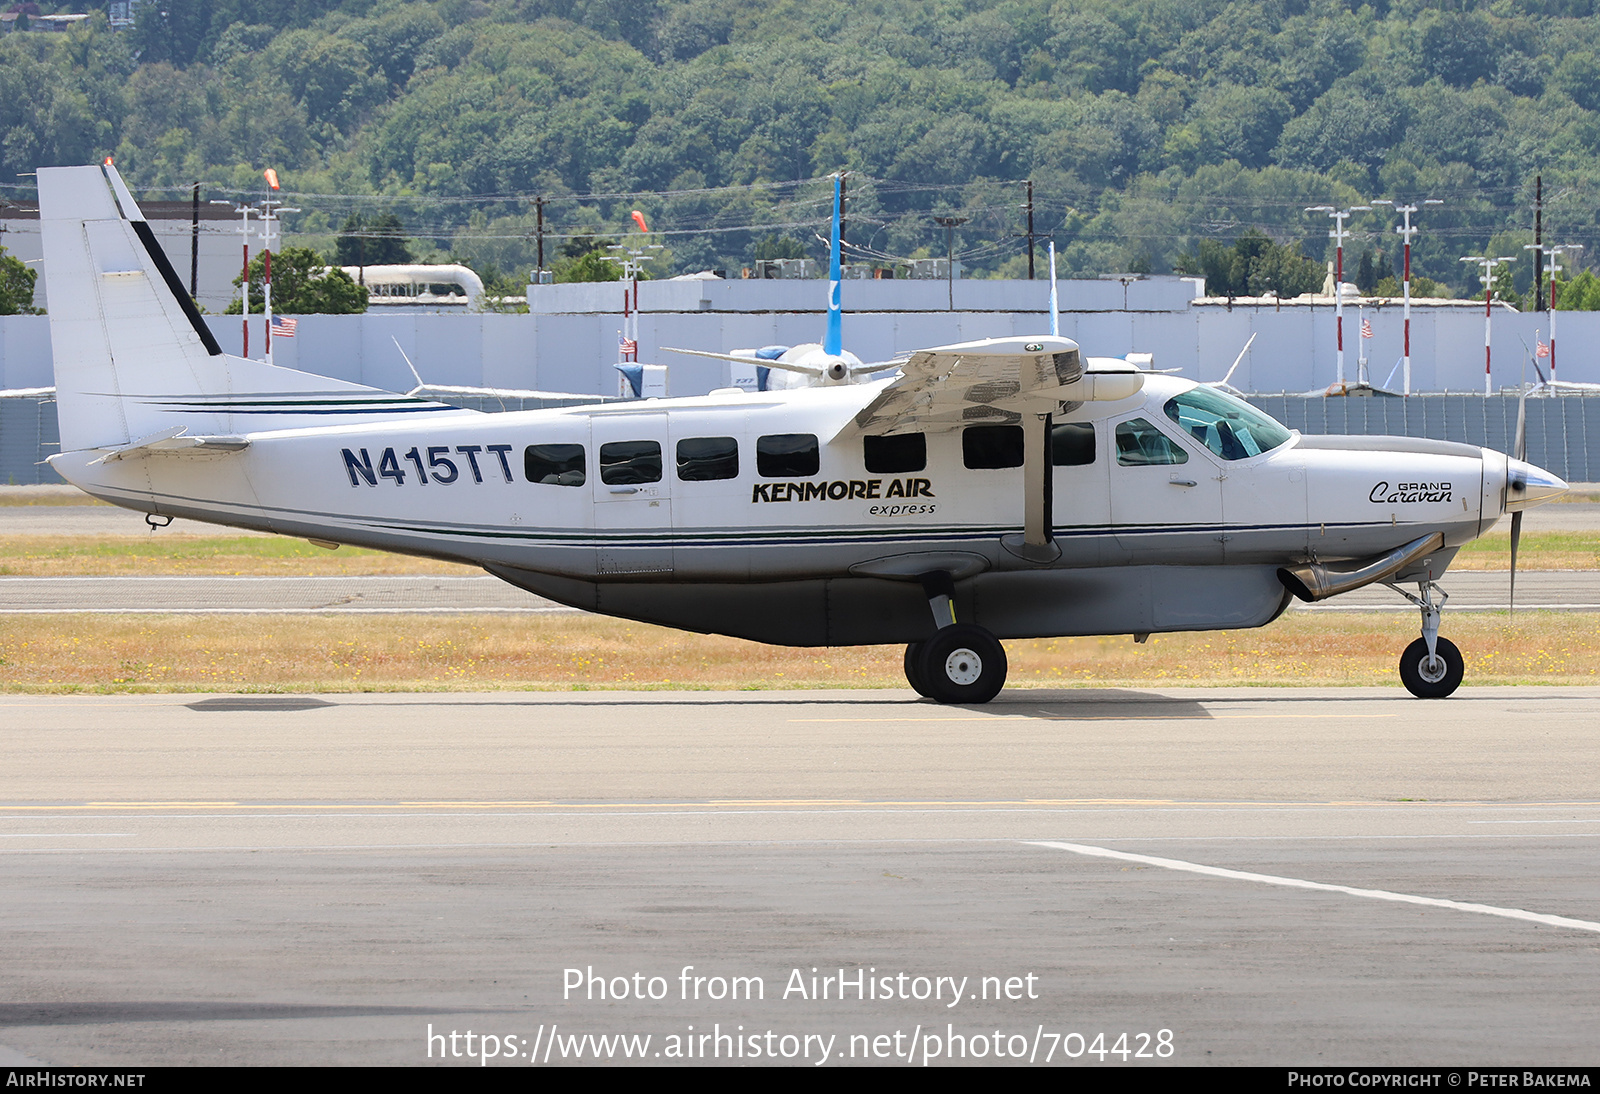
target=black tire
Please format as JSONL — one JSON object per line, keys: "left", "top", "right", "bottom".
{"left": 916, "top": 624, "right": 1007, "bottom": 704}
{"left": 903, "top": 641, "right": 936, "bottom": 698}
{"left": 1399, "top": 636, "right": 1464, "bottom": 699}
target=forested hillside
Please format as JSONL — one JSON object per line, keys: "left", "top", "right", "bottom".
{"left": 6, "top": 0, "right": 1600, "bottom": 295}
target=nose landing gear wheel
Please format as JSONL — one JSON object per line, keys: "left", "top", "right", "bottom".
{"left": 1399, "top": 636, "right": 1463, "bottom": 698}
{"left": 915, "top": 624, "right": 1007, "bottom": 704}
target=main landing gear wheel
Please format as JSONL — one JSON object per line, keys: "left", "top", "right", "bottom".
{"left": 1399, "top": 636, "right": 1463, "bottom": 699}
{"left": 915, "top": 624, "right": 1007, "bottom": 704}
{"left": 903, "top": 641, "right": 936, "bottom": 699}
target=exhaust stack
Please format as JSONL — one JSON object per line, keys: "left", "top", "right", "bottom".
{"left": 1278, "top": 532, "right": 1445, "bottom": 603}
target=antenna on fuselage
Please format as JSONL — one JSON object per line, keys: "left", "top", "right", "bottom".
{"left": 394, "top": 336, "right": 425, "bottom": 393}
{"left": 1219, "top": 332, "right": 1257, "bottom": 389}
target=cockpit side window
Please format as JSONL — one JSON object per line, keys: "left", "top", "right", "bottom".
{"left": 1162, "top": 388, "right": 1291, "bottom": 461}
{"left": 1114, "top": 418, "right": 1189, "bottom": 466}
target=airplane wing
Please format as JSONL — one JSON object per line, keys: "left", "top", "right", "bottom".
{"left": 0, "top": 386, "right": 55, "bottom": 398}
{"left": 663, "top": 346, "right": 828, "bottom": 378}
{"left": 834, "top": 335, "right": 1144, "bottom": 565}
{"left": 835, "top": 335, "right": 1142, "bottom": 439}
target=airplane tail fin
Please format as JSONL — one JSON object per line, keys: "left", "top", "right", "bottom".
{"left": 824, "top": 174, "right": 843, "bottom": 357}
{"left": 39, "top": 164, "right": 432, "bottom": 455}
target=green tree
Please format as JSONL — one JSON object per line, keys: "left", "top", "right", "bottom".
{"left": 1356, "top": 249, "right": 1377, "bottom": 294}
{"left": 0, "top": 243, "right": 41, "bottom": 315}
{"left": 1554, "top": 269, "right": 1600, "bottom": 310}
{"left": 226, "top": 247, "right": 367, "bottom": 314}
{"left": 555, "top": 249, "right": 623, "bottom": 283}
{"left": 754, "top": 234, "right": 807, "bottom": 261}
{"left": 1175, "top": 230, "right": 1322, "bottom": 298}
{"left": 335, "top": 214, "right": 414, "bottom": 267}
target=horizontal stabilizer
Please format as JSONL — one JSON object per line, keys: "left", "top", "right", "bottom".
{"left": 84, "top": 426, "right": 250, "bottom": 464}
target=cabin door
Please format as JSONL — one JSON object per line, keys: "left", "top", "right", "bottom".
{"left": 590, "top": 413, "right": 673, "bottom": 576}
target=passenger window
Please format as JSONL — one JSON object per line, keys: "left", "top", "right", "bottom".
{"left": 677, "top": 436, "right": 739, "bottom": 481}
{"left": 757, "top": 433, "right": 820, "bottom": 477}
{"left": 599, "top": 440, "right": 662, "bottom": 484}
{"left": 524, "top": 443, "right": 586, "bottom": 486}
{"left": 1114, "top": 418, "right": 1189, "bottom": 466}
{"left": 863, "top": 432, "right": 926, "bottom": 474}
{"left": 962, "top": 424, "right": 1024, "bottom": 469}
{"left": 1051, "top": 422, "right": 1096, "bottom": 467}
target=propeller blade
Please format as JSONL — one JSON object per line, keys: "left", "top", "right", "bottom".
{"left": 1510, "top": 509, "right": 1522, "bottom": 616}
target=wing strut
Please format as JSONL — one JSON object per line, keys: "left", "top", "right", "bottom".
{"left": 1005, "top": 358, "right": 1062, "bottom": 563}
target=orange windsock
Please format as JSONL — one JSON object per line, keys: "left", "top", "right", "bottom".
{"left": 631, "top": 209, "right": 649, "bottom": 233}
{"left": 264, "top": 168, "right": 281, "bottom": 191}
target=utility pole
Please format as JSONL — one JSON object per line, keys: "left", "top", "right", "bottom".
{"left": 1370, "top": 198, "right": 1442, "bottom": 395}
{"left": 535, "top": 196, "right": 546, "bottom": 282}
{"left": 1307, "top": 204, "right": 1370, "bottom": 386}
{"left": 933, "top": 215, "right": 967, "bottom": 311}
{"left": 839, "top": 172, "right": 847, "bottom": 255}
{"left": 1025, "top": 180, "right": 1036, "bottom": 280}
{"left": 1462, "top": 255, "right": 1513, "bottom": 396}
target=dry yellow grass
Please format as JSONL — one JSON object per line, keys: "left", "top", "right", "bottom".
{"left": 1, "top": 611, "right": 1596, "bottom": 693}
{"left": 0, "top": 528, "right": 1593, "bottom": 576}
{"left": 0, "top": 535, "right": 469, "bottom": 576}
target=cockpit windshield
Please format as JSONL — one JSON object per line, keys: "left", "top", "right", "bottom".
{"left": 1163, "top": 387, "right": 1292, "bottom": 461}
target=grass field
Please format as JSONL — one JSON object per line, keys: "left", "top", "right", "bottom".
{"left": 0, "top": 528, "right": 1594, "bottom": 576}
{"left": 1, "top": 611, "right": 1596, "bottom": 693}
{"left": 1, "top": 496, "right": 1594, "bottom": 693}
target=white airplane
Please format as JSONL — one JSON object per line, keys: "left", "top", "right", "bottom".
{"left": 663, "top": 175, "right": 893, "bottom": 388}
{"left": 33, "top": 163, "right": 1571, "bottom": 701}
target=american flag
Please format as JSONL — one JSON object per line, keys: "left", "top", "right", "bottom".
{"left": 1537, "top": 339, "right": 1550, "bottom": 358}
{"left": 1360, "top": 318, "right": 1373, "bottom": 339}
{"left": 271, "top": 315, "right": 298, "bottom": 338}
{"left": 618, "top": 336, "right": 638, "bottom": 355}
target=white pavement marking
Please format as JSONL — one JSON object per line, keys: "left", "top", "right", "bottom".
{"left": 1027, "top": 839, "right": 1600, "bottom": 935}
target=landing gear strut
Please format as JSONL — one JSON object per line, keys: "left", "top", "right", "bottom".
{"left": 1388, "top": 579, "right": 1463, "bottom": 698}
{"left": 902, "top": 574, "right": 1008, "bottom": 703}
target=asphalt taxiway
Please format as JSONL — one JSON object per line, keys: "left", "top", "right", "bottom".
{"left": 2, "top": 688, "right": 1599, "bottom": 1066}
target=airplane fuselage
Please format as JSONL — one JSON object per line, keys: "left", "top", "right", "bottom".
{"left": 54, "top": 374, "right": 1516, "bottom": 648}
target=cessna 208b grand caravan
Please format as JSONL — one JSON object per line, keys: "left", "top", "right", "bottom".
{"left": 33, "top": 164, "right": 1570, "bottom": 701}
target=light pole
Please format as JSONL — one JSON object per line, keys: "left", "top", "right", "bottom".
{"left": 212, "top": 200, "right": 254, "bottom": 357}
{"left": 1370, "top": 198, "right": 1442, "bottom": 395}
{"left": 1462, "top": 255, "right": 1513, "bottom": 395}
{"left": 1307, "top": 204, "right": 1370, "bottom": 386}
{"left": 1535, "top": 244, "right": 1582, "bottom": 386}
{"left": 607, "top": 241, "right": 662, "bottom": 369}
{"left": 257, "top": 196, "right": 300, "bottom": 366}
